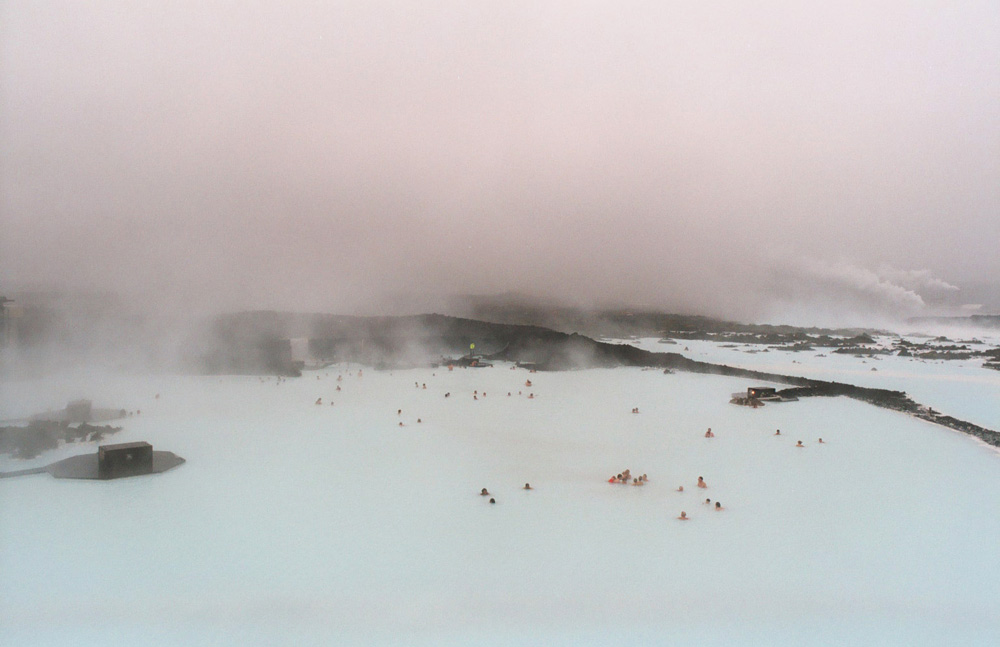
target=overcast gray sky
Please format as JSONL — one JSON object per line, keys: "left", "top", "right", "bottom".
{"left": 2, "top": 1, "right": 998, "bottom": 324}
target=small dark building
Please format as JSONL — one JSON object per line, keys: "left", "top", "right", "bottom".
{"left": 98, "top": 441, "right": 154, "bottom": 479}
{"left": 65, "top": 399, "right": 93, "bottom": 423}
{"left": 747, "top": 386, "right": 777, "bottom": 399}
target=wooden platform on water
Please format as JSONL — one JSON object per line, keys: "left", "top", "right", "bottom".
{"left": 1, "top": 451, "right": 185, "bottom": 480}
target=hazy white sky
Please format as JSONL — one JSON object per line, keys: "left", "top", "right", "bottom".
{"left": 2, "top": 1, "right": 998, "bottom": 322}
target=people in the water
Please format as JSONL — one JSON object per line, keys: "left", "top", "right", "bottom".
{"left": 677, "top": 485, "right": 684, "bottom": 492}
{"left": 703, "top": 498, "right": 711, "bottom": 505}
{"left": 775, "top": 429, "right": 781, "bottom": 435}
{"left": 607, "top": 469, "right": 653, "bottom": 485}
{"left": 489, "top": 498, "right": 496, "bottom": 504}
{"left": 796, "top": 440, "right": 804, "bottom": 448}
{"left": 523, "top": 483, "right": 532, "bottom": 490}
{"left": 480, "top": 488, "right": 490, "bottom": 496}
{"left": 315, "top": 398, "right": 322, "bottom": 405}
{"left": 715, "top": 501, "right": 724, "bottom": 511}
{"left": 818, "top": 438, "right": 824, "bottom": 444}
{"left": 697, "top": 476, "right": 707, "bottom": 488}
{"left": 678, "top": 511, "right": 689, "bottom": 521}
{"left": 705, "top": 428, "right": 714, "bottom": 438}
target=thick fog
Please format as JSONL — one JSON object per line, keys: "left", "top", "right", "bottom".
{"left": 2, "top": 2, "right": 998, "bottom": 323}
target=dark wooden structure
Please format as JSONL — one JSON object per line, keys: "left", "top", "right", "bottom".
{"left": 65, "top": 399, "right": 93, "bottom": 423}
{"left": 98, "top": 441, "right": 154, "bottom": 479}
{"left": 747, "top": 386, "right": 777, "bottom": 400}
{"left": 0, "top": 447, "right": 186, "bottom": 480}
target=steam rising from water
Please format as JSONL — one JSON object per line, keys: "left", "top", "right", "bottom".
{"left": 1, "top": 2, "right": 998, "bottom": 323}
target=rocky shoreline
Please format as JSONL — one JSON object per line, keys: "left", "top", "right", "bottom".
{"left": 203, "top": 311, "right": 1000, "bottom": 449}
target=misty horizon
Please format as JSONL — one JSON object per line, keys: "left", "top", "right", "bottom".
{"left": 2, "top": 2, "right": 998, "bottom": 326}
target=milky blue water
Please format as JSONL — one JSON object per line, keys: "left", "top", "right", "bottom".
{"left": 3, "top": 355, "right": 999, "bottom": 645}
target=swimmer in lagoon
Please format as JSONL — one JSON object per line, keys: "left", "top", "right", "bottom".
{"left": 775, "top": 429, "right": 780, "bottom": 435}
{"left": 489, "top": 498, "right": 496, "bottom": 504}
{"left": 818, "top": 438, "right": 824, "bottom": 443}
{"left": 697, "top": 477, "right": 707, "bottom": 489}
{"left": 715, "top": 502, "right": 724, "bottom": 511}
{"left": 678, "top": 511, "right": 689, "bottom": 521}
{"left": 796, "top": 441, "right": 804, "bottom": 448}
{"left": 676, "top": 486, "right": 684, "bottom": 492}
{"left": 480, "top": 488, "right": 490, "bottom": 496}
{"left": 523, "top": 483, "right": 532, "bottom": 490}
{"left": 704, "top": 498, "right": 711, "bottom": 505}
{"left": 705, "top": 428, "right": 714, "bottom": 438}
{"left": 315, "top": 398, "right": 322, "bottom": 405}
